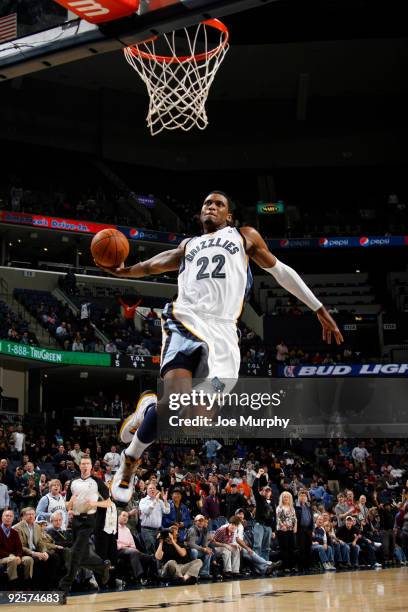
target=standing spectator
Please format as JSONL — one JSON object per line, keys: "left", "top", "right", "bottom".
{"left": 0, "top": 509, "right": 33, "bottom": 586}
{"left": 70, "top": 443, "right": 84, "bottom": 468}
{"left": 162, "top": 488, "right": 192, "bottom": 542}
{"left": 103, "top": 445, "right": 121, "bottom": 474}
{"left": 202, "top": 485, "right": 223, "bottom": 531}
{"left": 0, "top": 477, "right": 10, "bottom": 514}
{"left": 139, "top": 483, "right": 170, "bottom": 554}
{"left": 378, "top": 501, "right": 397, "bottom": 563}
{"left": 352, "top": 442, "right": 369, "bottom": 473}
{"left": 203, "top": 440, "right": 222, "bottom": 462}
{"left": 10, "top": 425, "right": 25, "bottom": 459}
{"left": 252, "top": 469, "right": 276, "bottom": 561}
{"left": 276, "top": 491, "right": 297, "bottom": 571}
{"left": 334, "top": 492, "right": 350, "bottom": 527}
{"left": 0, "top": 459, "right": 15, "bottom": 490}
{"left": 185, "top": 514, "right": 213, "bottom": 578}
{"left": 110, "top": 395, "right": 124, "bottom": 419}
{"left": 211, "top": 516, "right": 242, "bottom": 578}
{"left": 155, "top": 524, "right": 202, "bottom": 583}
{"left": 225, "top": 483, "right": 247, "bottom": 519}
{"left": 21, "top": 476, "right": 39, "bottom": 509}
{"left": 36, "top": 479, "right": 68, "bottom": 528}
{"left": 295, "top": 490, "right": 314, "bottom": 571}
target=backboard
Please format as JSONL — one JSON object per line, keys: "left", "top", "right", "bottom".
{"left": 0, "top": 0, "right": 278, "bottom": 80}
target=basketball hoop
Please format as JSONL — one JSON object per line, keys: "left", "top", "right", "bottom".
{"left": 123, "top": 19, "right": 229, "bottom": 136}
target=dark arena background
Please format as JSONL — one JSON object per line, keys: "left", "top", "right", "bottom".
{"left": 1, "top": 1, "right": 408, "bottom": 610}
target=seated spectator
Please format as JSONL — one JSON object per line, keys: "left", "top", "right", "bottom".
{"left": 312, "top": 515, "right": 336, "bottom": 571}
{"left": 335, "top": 516, "right": 361, "bottom": 567}
{"left": 117, "top": 511, "right": 155, "bottom": 584}
{"left": 0, "top": 509, "right": 34, "bottom": 586}
{"left": 13, "top": 507, "right": 52, "bottom": 587}
{"left": 71, "top": 332, "right": 84, "bottom": 352}
{"left": 162, "top": 488, "right": 192, "bottom": 542}
{"left": 185, "top": 514, "right": 213, "bottom": 578}
{"left": 47, "top": 511, "right": 73, "bottom": 548}
{"left": 155, "top": 524, "right": 202, "bottom": 583}
{"left": 323, "top": 518, "right": 351, "bottom": 569}
{"left": 234, "top": 509, "right": 281, "bottom": 575}
{"left": 211, "top": 516, "right": 242, "bottom": 578}
{"left": 35, "top": 518, "right": 67, "bottom": 578}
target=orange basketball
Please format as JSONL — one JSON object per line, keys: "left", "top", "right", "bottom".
{"left": 91, "top": 228, "right": 129, "bottom": 268}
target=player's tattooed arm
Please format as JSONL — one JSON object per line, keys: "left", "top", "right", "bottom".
{"left": 240, "top": 226, "right": 344, "bottom": 345}
{"left": 99, "top": 238, "right": 190, "bottom": 278}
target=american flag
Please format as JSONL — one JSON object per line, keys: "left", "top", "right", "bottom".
{"left": 0, "top": 13, "right": 17, "bottom": 43}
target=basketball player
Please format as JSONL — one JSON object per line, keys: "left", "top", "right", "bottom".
{"left": 99, "top": 191, "right": 343, "bottom": 503}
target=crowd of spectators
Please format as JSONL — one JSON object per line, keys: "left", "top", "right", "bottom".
{"left": 0, "top": 300, "right": 39, "bottom": 347}
{"left": 1, "top": 416, "right": 407, "bottom": 593}
{"left": 3, "top": 177, "right": 407, "bottom": 240}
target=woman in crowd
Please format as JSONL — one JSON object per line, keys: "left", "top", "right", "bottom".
{"left": 276, "top": 491, "right": 297, "bottom": 571}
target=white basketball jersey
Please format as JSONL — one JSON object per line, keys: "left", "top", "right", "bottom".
{"left": 175, "top": 226, "right": 252, "bottom": 321}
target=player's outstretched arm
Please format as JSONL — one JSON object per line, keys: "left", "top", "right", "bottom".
{"left": 240, "top": 226, "right": 344, "bottom": 345}
{"left": 97, "top": 238, "right": 189, "bottom": 279}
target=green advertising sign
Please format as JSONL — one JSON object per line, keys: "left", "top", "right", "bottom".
{"left": 0, "top": 341, "right": 111, "bottom": 367}
{"left": 257, "top": 201, "right": 285, "bottom": 215}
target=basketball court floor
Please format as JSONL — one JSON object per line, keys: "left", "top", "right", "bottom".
{"left": 2, "top": 568, "right": 406, "bottom": 611}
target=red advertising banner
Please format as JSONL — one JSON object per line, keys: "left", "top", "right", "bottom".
{"left": 0, "top": 211, "right": 116, "bottom": 235}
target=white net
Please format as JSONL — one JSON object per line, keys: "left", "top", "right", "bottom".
{"left": 123, "top": 19, "right": 229, "bottom": 136}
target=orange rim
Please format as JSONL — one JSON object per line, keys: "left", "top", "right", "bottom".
{"left": 125, "top": 19, "right": 229, "bottom": 64}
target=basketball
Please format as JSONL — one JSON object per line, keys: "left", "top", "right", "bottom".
{"left": 91, "top": 228, "right": 130, "bottom": 268}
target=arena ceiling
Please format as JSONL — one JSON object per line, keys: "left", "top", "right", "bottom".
{"left": 20, "top": 0, "right": 408, "bottom": 101}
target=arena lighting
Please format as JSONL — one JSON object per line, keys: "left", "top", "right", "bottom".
{"left": 43, "top": 247, "right": 48, "bottom": 251}
{"left": 17, "top": 239, "right": 21, "bottom": 243}
{"left": 356, "top": 269, "right": 360, "bottom": 273}
{"left": 8, "top": 242, "right": 12, "bottom": 246}
{"left": 355, "top": 316, "right": 363, "bottom": 321}
{"left": 79, "top": 371, "right": 88, "bottom": 379}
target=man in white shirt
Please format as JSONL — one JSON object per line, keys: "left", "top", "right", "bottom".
{"left": 351, "top": 442, "right": 369, "bottom": 473}
{"left": 103, "top": 446, "right": 121, "bottom": 474}
{"left": 70, "top": 443, "right": 84, "bottom": 468}
{"left": 11, "top": 426, "right": 25, "bottom": 457}
{"left": 139, "top": 484, "right": 170, "bottom": 554}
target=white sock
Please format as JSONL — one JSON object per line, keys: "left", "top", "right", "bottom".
{"left": 125, "top": 432, "right": 152, "bottom": 459}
